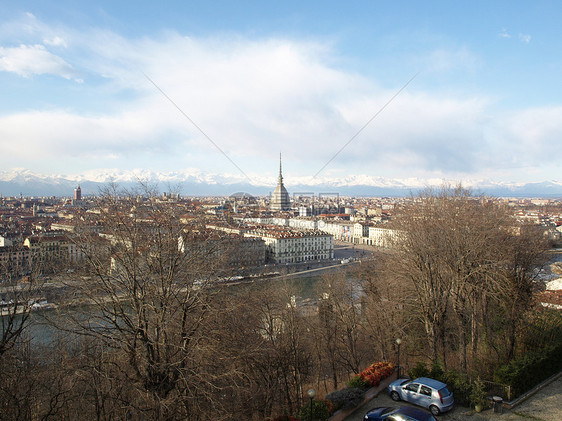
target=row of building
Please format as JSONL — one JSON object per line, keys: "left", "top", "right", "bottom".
{"left": 238, "top": 216, "right": 398, "bottom": 247}
{"left": 0, "top": 232, "right": 82, "bottom": 280}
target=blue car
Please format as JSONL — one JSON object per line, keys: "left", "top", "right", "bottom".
{"left": 387, "top": 377, "right": 454, "bottom": 416}
{"left": 364, "top": 406, "right": 437, "bottom": 421}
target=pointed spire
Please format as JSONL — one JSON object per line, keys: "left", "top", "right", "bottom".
{"left": 278, "top": 152, "right": 283, "bottom": 184}
{"left": 271, "top": 152, "right": 290, "bottom": 211}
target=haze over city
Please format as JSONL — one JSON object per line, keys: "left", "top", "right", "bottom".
{"left": 1, "top": 1, "right": 561, "bottom": 196}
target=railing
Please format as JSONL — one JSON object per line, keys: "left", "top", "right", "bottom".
{"left": 481, "top": 379, "right": 511, "bottom": 401}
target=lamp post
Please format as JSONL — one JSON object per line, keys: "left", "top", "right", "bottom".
{"left": 307, "top": 388, "right": 316, "bottom": 421}
{"left": 396, "top": 338, "right": 402, "bottom": 378}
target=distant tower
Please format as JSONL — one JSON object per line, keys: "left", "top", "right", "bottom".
{"left": 270, "top": 154, "right": 291, "bottom": 211}
{"left": 74, "top": 185, "right": 82, "bottom": 201}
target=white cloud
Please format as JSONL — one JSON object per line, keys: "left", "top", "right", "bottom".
{"left": 519, "top": 33, "right": 531, "bottom": 44}
{"left": 499, "top": 28, "right": 511, "bottom": 39}
{"left": 423, "top": 47, "right": 480, "bottom": 73}
{"left": 0, "top": 17, "right": 559, "bottom": 183}
{"left": 493, "top": 107, "right": 562, "bottom": 163}
{"left": 0, "top": 107, "right": 184, "bottom": 161}
{"left": 43, "top": 36, "right": 67, "bottom": 48}
{"left": 0, "top": 44, "right": 79, "bottom": 80}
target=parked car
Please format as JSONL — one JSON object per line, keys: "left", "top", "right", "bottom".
{"left": 364, "top": 406, "right": 437, "bottom": 421}
{"left": 387, "top": 377, "right": 454, "bottom": 416}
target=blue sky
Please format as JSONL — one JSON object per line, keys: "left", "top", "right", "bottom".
{"left": 1, "top": 1, "right": 561, "bottom": 188}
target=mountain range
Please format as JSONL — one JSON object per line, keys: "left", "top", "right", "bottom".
{"left": 1, "top": 169, "right": 561, "bottom": 198}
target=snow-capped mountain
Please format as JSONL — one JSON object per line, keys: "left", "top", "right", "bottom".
{"left": 0, "top": 169, "right": 561, "bottom": 198}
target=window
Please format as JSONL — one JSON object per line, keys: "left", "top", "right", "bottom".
{"left": 438, "top": 386, "right": 451, "bottom": 397}
{"left": 420, "top": 385, "right": 432, "bottom": 396}
{"left": 405, "top": 383, "right": 419, "bottom": 393}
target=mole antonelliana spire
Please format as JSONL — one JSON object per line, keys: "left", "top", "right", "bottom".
{"left": 270, "top": 153, "right": 291, "bottom": 211}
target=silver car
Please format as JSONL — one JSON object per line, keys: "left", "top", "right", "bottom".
{"left": 387, "top": 377, "right": 454, "bottom": 416}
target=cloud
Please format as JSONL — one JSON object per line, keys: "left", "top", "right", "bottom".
{"left": 424, "top": 47, "right": 480, "bottom": 73}
{"left": 0, "top": 107, "right": 182, "bottom": 161}
{"left": 43, "top": 36, "right": 67, "bottom": 47}
{"left": 0, "top": 16, "right": 558, "bottom": 183}
{"left": 0, "top": 44, "right": 80, "bottom": 80}
{"left": 0, "top": 42, "right": 494, "bottom": 180}
{"left": 492, "top": 107, "right": 562, "bottom": 165}
{"left": 498, "top": 29, "right": 531, "bottom": 44}
{"left": 519, "top": 33, "right": 531, "bottom": 44}
{"left": 498, "top": 28, "right": 511, "bottom": 39}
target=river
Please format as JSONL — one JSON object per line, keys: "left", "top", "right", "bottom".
{"left": 15, "top": 265, "right": 355, "bottom": 347}
{"left": 13, "top": 249, "right": 562, "bottom": 348}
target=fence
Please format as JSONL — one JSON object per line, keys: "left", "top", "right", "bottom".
{"left": 481, "top": 379, "right": 511, "bottom": 401}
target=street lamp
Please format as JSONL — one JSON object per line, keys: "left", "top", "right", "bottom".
{"left": 307, "top": 388, "right": 316, "bottom": 421}
{"left": 396, "top": 338, "right": 402, "bottom": 378}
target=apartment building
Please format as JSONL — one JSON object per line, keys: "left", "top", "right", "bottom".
{"left": 245, "top": 226, "right": 334, "bottom": 264}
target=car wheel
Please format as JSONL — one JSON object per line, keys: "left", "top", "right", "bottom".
{"left": 390, "top": 391, "right": 400, "bottom": 401}
{"left": 429, "top": 405, "right": 440, "bottom": 416}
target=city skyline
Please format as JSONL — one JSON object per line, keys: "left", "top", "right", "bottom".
{"left": 1, "top": 1, "right": 562, "bottom": 192}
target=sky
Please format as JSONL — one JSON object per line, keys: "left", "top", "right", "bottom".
{"left": 1, "top": 1, "right": 561, "bottom": 189}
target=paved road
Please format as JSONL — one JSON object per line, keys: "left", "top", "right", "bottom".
{"left": 276, "top": 261, "right": 359, "bottom": 279}
{"left": 345, "top": 374, "right": 562, "bottom": 421}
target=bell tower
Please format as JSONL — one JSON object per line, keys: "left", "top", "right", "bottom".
{"left": 74, "top": 185, "right": 82, "bottom": 201}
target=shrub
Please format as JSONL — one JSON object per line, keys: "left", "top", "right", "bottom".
{"left": 325, "top": 361, "right": 395, "bottom": 415}
{"left": 407, "top": 361, "right": 429, "bottom": 379}
{"left": 469, "top": 378, "right": 488, "bottom": 409}
{"left": 357, "top": 361, "right": 395, "bottom": 388}
{"left": 346, "top": 375, "right": 369, "bottom": 389}
{"left": 323, "top": 399, "right": 336, "bottom": 416}
{"left": 441, "top": 369, "right": 472, "bottom": 407}
{"left": 297, "top": 399, "right": 330, "bottom": 421}
{"left": 324, "top": 387, "right": 364, "bottom": 411}
{"left": 494, "top": 341, "right": 562, "bottom": 398}
{"left": 430, "top": 360, "right": 444, "bottom": 379}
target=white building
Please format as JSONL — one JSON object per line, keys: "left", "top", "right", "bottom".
{"left": 318, "top": 221, "right": 354, "bottom": 242}
{"left": 245, "top": 227, "right": 334, "bottom": 264}
{"left": 367, "top": 227, "right": 401, "bottom": 248}
{"left": 353, "top": 222, "right": 369, "bottom": 243}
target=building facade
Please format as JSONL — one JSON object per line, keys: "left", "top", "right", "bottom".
{"left": 367, "top": 227, "right": 401, "bottom": 248}
{"left": 245, "top": 226, "right": 333, "bottom": 264}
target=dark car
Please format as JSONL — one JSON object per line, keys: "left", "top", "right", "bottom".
{"left": 364, "top": 406, "right": 437, "bottom": 421}
{"left": 387, "top": 377, "right": 454, "bottom": 415}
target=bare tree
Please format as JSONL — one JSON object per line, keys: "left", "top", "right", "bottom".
{"left": 359, "top": 257, "right": 409, "bottom": 363}
{"left": 64, "top": 184, "right": 235, "bottom": 420}
{"left": 312, "top": 287, "right": 343, "bottom": 390}
{"left": 222, "top": 280, "right": 314, "bottom": 419}
{"left": 314, "top": 271, "right": 369, "bottom": 377}
{"left": 391, "top": 188, "right": 457, "bottom": 364}
{"left": 388, "top": 185, "right": 549, "bottom": 371}
{"left": 0, "top": 241, "right": 37, "bottom": 358}
{"left": 495, "top": 225, "right": 550, "bottom": 361}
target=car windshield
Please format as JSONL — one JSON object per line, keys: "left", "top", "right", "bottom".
{"left": 381, "top": 407, "right": 395, "bottom": 415}
{"left": 439, "top": 386, "right": 451, "bottom": 397}
{"left": 399, "top": 380, "right": 410, "bottom": 386}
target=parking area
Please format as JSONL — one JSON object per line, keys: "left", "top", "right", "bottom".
{"left": 345, "top": 390, "right": 473, "bottom": 421}
{"left": 345, "top": 373, "right": 562, "bottom": 421}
